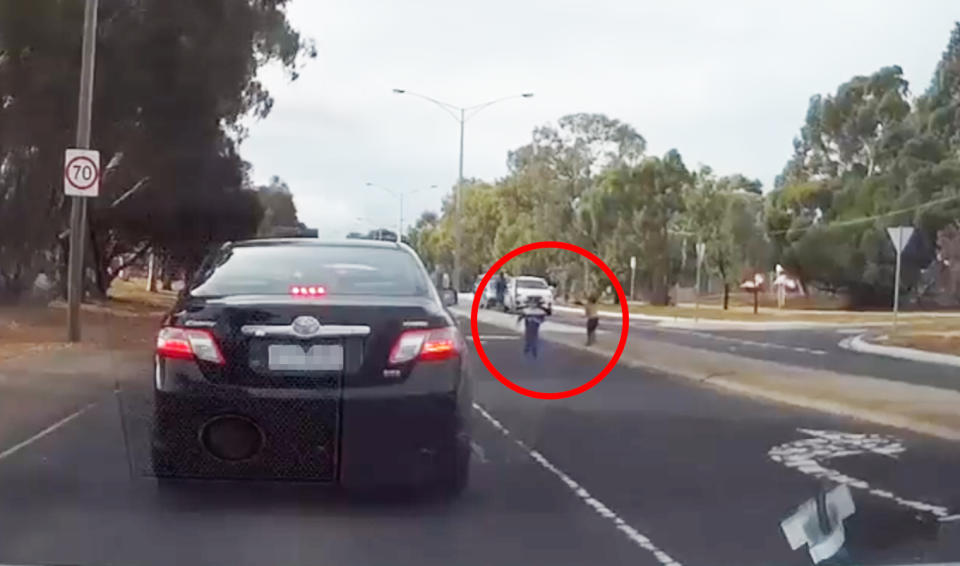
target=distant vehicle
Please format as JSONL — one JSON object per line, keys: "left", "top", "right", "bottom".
{"left": 504, "top": 276, "right": 553, "bottom": 314}
{"left": 473, "top": 274, "right": 499, "bottom": 309}
{"left": 151, "top": 238, "right": 471, "bottom": 495}
{"left": 265, "top": 226, "right": 319, "bottom": 238}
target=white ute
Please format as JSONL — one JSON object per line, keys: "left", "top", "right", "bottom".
{"left": 505, "top": 276, "right": 554, "bottom": 314}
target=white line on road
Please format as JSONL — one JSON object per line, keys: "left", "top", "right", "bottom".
{"left": 472, "top": 402, "right": 682, "bottom": 566}
{"left": 677, "top": 330, "right": 828, "bottom": 356}
{"left": 0, "top": 403, "right": 96, "bottom": 461}
{"left": 479, "top": 335, "right": 518, "bottom": 340}
{"left": 769, "top": 428, "right": 958, "bottom": 522}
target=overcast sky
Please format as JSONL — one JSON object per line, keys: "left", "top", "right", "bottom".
{"left": 240, "top": 0, "right": 958, "bottom": 239}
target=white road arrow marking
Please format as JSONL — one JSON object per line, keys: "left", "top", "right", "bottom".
{"left": 769, "top": 428, "right": 960, "bottom": 522}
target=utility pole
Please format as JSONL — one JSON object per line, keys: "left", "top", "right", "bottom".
{"left": 67, "top": 0, "right": 99, "bottom": 342}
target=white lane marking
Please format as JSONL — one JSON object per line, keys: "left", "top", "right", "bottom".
{"left": 479, "top": 335, "right": 518, "bottom": 340}
{"left": 681, "top": 330, "right": 825, "bottom": 356}
{"left": 769, "top": 428, "right": 957, "bottom": 522}
{"left": 470, "top": 440, "right": 490, "bottom": 464}
{"left": 473, "top": 402, "right": 682, "bottom": 566}
{"left": 0, "top": 403, "right": 96, "bottom": 461}
{"left": 795, "top": 348, "right": 828, "bottom": 355}
{"left": 836, "top": 328, "right": 868, "bottom": 335}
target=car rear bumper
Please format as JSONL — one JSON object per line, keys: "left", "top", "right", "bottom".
{"left": 152, "top": 359, "right": 471, "bottom": 488}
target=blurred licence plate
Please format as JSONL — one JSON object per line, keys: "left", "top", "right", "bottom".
{"left": 268, "top": 344, "right": 344, "bottom": 371}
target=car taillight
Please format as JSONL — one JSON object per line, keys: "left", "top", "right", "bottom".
{"left": 156, "top": 327, "right": 225, "bottom": 365}
{"left": 388, "top": 327, "right": 461, "bottom": 365}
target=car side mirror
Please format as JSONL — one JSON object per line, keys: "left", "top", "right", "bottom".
{"left": 441, "top": 289, "right": 458, "bottom": 307}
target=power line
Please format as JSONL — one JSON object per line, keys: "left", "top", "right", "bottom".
{"left": 767, "top": 193, "right": 960, "bottom": 236}
{"left": 669, "top": 193, "right": 960, "bottom": 239}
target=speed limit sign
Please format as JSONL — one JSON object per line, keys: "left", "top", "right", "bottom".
{"left": 64, "top": 148, "right": 100, "bottom": 197}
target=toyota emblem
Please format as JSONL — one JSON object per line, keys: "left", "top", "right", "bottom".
{"left": 291, "top": 316, "right": 321, "bottom": 337}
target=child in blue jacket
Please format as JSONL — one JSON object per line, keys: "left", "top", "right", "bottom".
{"left": 516, "top": 296, "right": 549, "bottom": 358}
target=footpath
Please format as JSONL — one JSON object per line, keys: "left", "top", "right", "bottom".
{"left": 452, "top": 303, "right": 960, "bottom": 442}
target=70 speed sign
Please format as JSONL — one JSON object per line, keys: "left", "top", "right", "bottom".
{"left": 64, "top": 148, "right": 100, "bottom": 197}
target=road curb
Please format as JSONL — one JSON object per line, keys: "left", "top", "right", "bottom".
{"left": 550, "top": 303, "right": 889, "bottom": 331}
{"left": 839, "top": 334, "right": 960, "bottom": 368}
{"left": 458, "top": 306, "right": 960, "bottom": 442}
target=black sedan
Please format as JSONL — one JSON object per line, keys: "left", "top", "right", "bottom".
{"left": 151, "top": 239, "right": 472, "bottom": 495}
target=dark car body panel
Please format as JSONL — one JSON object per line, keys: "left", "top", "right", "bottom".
{"left": 152, "top": 240, "right": 472, "bottom": 488}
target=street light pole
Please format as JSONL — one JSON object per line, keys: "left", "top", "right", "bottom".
{"left": 67, "top": 0, "right": 99, "bottom": 342}
{"left": 392, "top": 89, "right": 533, "bottom": 292}
{"left": 456, "top": 108, "right": 465, "bottom": 292}
{"left": 366, "top": 183, "right": 439, "bottom": 242}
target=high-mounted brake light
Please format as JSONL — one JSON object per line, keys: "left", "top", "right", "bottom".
{"left": 156, "top": 327, "right": 225, "bottom": 365}
{"left": 388, "top": 327, "right": 461, "bottom": 365}
{"left": 290, "top": 285, "right": 326, "bottom": 297}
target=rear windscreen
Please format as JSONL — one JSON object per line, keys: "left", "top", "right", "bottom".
{"left": 517, "top": 279, "right": 548, "bottom": 289}
{"left": 190, "top": 246, "right": 431, "bottom": 297}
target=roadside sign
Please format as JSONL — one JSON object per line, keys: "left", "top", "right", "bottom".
{"left": 886, "top": 226, "right": 913, "bottom": 332}
{"left": 64, "top": 148, "right": 100, "bottom": 197}
{"left": 696, "top": 242, "right": 706, "bottom": 264}
{"left": 886, "top": 226, "right": 914, "bottom": 253}
{"left": 630, "top": 256, "right": 636, "bottom": 269}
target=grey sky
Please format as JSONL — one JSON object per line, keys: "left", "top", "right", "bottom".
{"left": 240, "top": 0, "right": 958, "bottom": 239}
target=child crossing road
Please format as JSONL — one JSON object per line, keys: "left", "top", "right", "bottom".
{"left": 584, "top": 295, "right": 599, "bottom": 346}
{"left": 516, "top": 296, "right": 549, "bottom": 359}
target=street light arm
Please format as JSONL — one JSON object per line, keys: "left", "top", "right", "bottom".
{"left": 464, "top": 93, "right": 533, "bottom": 122}
{"left": 392, "top": 89, "right": 461, "bottom": 122}
{"left": 365, "top": 182, "right": 399, "bottom": 200}
{"left": 405, "top": 184, "right": 440, "bottom": 196}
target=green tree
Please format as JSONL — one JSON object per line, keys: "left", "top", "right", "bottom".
{"left": 682, "top": 168, "right": 768, "bottom": 309}
{"left": 257, "top": 175, "right": 302, "bottom": 236}
{"left": 596, "top": 150, "right": 689, "bottom": 305}
{"left": 0, "top": 0, "right": 314, "bottom": 299}
{"left": 768, "top": 46, "right": 960, "bottom": 306}
{"left": 503, "top": 113, "right": 647, "bottom": 294}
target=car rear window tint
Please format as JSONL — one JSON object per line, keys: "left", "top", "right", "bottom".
{"left": 190, "top": 246, "right": 431, "bottom": 297}
{"left": 517, "top": 278, "right": 548, "bottom": 289}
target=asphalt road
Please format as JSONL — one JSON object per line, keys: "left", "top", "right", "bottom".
{"left": 538, "top": 307, "right": 960, "bottom": 391}
{"left": 1, "top": 327, "right": 960, "bottom": 566}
